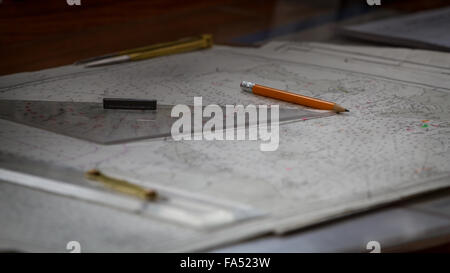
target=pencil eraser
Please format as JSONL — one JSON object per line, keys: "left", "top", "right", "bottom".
{"left": 103, "top": 98, "right": 157, "bottom": 110}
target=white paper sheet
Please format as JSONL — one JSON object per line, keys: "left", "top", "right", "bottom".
{"left": 0, "top": 41, "right": 449, "bottom": 251}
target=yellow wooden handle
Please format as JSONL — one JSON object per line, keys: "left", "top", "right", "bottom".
{"left": 129, "top": 34, "right": 213, "bottom": 61}
{"left": 118, "top": 35, "right": 204, "bottom": 55}
{"left": 85, "top": 169, "right": 158, "bottom": 201}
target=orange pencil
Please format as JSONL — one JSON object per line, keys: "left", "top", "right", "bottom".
{"left": 240, "top": 81, "right": 348, "bottom": 112}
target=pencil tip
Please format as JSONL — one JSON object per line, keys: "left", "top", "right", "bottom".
{"left": 345, "top": 109, "right": 349, "bottom": 112}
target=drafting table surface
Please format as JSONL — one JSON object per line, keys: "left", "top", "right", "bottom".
{"left": 340, "top": 7, "right": 450, "bottom": 52}
{"left": 2, "top": 180, "right": 449, "bottom": 252}
{"left": 0, "top": 42, "right": 449, "bottom": 251}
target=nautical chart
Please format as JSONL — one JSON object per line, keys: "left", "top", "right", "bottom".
{"left": 0, "top": 41, "right": 449, "bottom": 251}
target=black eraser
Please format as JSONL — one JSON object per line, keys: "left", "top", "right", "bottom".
{"left": 103, "top": 98, "right": 157, "bottom": 110}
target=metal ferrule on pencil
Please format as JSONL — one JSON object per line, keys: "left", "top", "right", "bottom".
{"left": 240, "top": 81, "right": 255, "bottom": 93}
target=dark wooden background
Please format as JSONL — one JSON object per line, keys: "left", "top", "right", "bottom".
{"left": 0, "top": 0, "right": 448, "bottom": 75}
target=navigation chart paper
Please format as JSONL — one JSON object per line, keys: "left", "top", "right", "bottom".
{"left": 0, "top": 41, "right": 449, "bottom": 251}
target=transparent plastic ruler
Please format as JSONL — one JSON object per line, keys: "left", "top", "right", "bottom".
{"left": 0, "top": 100, "right": 333, "bottom": 144}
